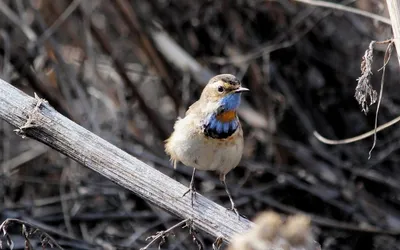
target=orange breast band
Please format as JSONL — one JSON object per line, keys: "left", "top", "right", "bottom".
{"left": 216, "top": 110, "right": 237, "bottom": 122}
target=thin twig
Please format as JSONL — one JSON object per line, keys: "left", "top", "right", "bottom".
{"left": 0, "top": 31, "right": 10, "bottom": 81}
{"left": 112, "top": 0, "right": 181, "bottom": 110}
{"left": 59, "top": 165, "right": 76, "bottom": 238}
{"left": 369, "top": 41, "right": 394, "bottom": 158}
{"left": 313, "top": 114, "right": 400, "bottom": 144}
{"left": 31, "top": 3, "right": 94, "bottom": 128}
{"left": 35, "top": 0, "right": 83, "bottom": 47}
{"left": 140, "top": 218, "right": 190, "bottom": 250}
{"left": 0, "top": 1, "right": 37, "bottom": 41}
{"left": 293, "top": 0, "right": 391, "bottom": 25}
{"left": 0, "top": 144, "right": 48, "bottom": 175}
{"left": 78, "top": 6, "right": 169, "bottom": 138}
{"left": 0, "top": 45, "right": 72, "bottom": 118}
{"left": 0, "top": 218, "right": 64, "bottom": 250}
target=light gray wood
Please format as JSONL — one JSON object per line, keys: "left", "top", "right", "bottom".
{"left": 387, "top": 0, "right": 400, "bottom": 66}
{"left": 0, "top": 78, "right": 253, "bottom": 242}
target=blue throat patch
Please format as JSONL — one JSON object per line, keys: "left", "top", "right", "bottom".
{"left": 203, "top": 93, "right": 241, "bottom": 139}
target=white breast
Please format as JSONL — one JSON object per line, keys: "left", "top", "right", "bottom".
{"left": 167, "top": 114, "right": 244, "bottom": 176}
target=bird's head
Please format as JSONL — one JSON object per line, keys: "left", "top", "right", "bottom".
{"left": 200, "top": 74, "right": 249, "bottom": 138}
{"left": 200, "top": 74, "right": 249, "bottom": 111}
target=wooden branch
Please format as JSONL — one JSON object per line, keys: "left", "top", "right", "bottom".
{"left": 0, "top": 79, "right": 253, "bottom": 242}
{"left": 386, "top": 0, "right": 400, "bottom": 66}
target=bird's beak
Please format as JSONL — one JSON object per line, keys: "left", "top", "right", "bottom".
{"left": 234, "top": 87, "right": 250, "bottom": 93}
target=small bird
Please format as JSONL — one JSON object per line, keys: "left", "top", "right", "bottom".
{"left": 165, "top": 74, "right": 249, "bottom": 216}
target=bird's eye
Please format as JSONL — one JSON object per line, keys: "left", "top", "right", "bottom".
{"left": 217, "top": 86, "right": 224, "bottom": 93}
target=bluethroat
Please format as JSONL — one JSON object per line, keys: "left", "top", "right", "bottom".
{"left": 165, "top": 74, "right": 249, "bottom": 216}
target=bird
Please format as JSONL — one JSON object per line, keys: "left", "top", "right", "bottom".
{"left": 165, "top": 74, "right": 249, "bottom": 217}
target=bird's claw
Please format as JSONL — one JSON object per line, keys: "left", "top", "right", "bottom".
{"left": 183, "top": 186, "right": 196, "bottom": 207}
{"left": 227, "top": 205, "right": 240, "bottom": 220}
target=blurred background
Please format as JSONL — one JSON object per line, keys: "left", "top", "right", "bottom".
{"left": 0, "top": 0, "right": 399, "bottom": 249}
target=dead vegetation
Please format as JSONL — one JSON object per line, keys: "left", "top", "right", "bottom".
{"left": 1, "top": 0, "right": 400, "bottom": 249}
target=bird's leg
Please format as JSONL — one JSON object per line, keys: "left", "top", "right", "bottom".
{"left": 221, "top": 175, "right": 239, "bottom": 220}
{"left": 183, "top": 168, "right": 197, "bottom": 207}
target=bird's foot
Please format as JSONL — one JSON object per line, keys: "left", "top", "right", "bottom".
{"left": 227, "top": 205, "right": 240, "bottom": 220}
{"left": 182, "top": 186, "right": 196, "bottom": 207}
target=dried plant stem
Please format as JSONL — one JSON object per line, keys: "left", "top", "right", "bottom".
{"left": 386, "top": 0, "right": 400, "bottom": 66}
{"left": 140, "top": 218, "right": 191, "bottom": 250}
{"left": 313, "top": 114, "right": 400, "bottom": 145}
{"left": 293, "top": 0, "right": 391, "bottom": 25}
{"left": 0, "top": 218, "right": 64, "bottom": 249}
{"left": 313, "top": 0, "right": 400, "bottom": 148}
{"left": 369, "top": 42, "right": 394, "bottom": 158}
